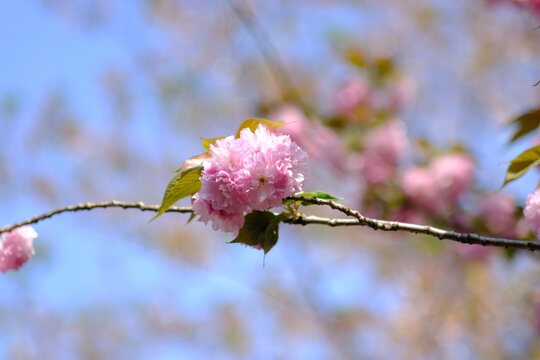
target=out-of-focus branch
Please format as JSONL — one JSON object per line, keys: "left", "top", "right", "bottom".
{"left": 225, "top": 0, "right": 313, "bottom": 116}
{"left": 1, "top": 198, "right": 538, "bottom": 251}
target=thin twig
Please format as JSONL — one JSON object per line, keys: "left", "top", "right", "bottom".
{"left": 0, "top": 201, "right": 192, "bottom": 235}
{"left": 225, "top": 0, "right": 313, "bottom": 116}
{"left": 1, "top": 198, "right": 538, "bottom": 251}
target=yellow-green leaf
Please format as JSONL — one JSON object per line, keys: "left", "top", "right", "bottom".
{"left": 283, "top": 191, "right": 342, "bottom": 206}
{"left": 502, "top": 145, "right": 540, "bottom": 187}
{"left": 152, "top": 166, "right": 203, "bottom": 221}
{"left": 201, "top": 136, "right": 226, "bottom": 152}
{"left": 509, "top": 108, "right": 540, "bottom": 143}
{"left": 235, "top": 118, "right": 286, "bottom": 138}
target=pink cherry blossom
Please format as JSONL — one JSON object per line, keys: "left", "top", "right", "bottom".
{"left": 364, "top": 120, "right": 407, "bottom": 166}
{"left": 270, "top": 105, "right": 347, "bottom": 173}
{"left": 0, "top": 226, "right": 37, "bottom": 273}
{"left": 524, "top": 188, "right": 540, "bottom": 237}
{"left": 401, "top": 153, "right": 475, "bottom": 214}
{"left": 388, "top": 79, "right": 415, "bottom": 113}
{"left": 193, "top": 125, "right": 309, "bottom": 234}
{"left": 334, "top": 76, "right": 372, "bottom": 117}
{"left": 454, "top": 243, "right": 493, "bottom": 262}
{"left": 480, "top": 193, "right": 516, "bottom": 236}
{"left": 431, "top": 153, "right": 475, "bottom": 203}
{"left": 348, "top": 120, "right": 408, "bottom": 184}
{"left": 401, "top": 167, "right": 445, "bottom": 213}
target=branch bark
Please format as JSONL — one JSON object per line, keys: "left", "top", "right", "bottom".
{"left": 1, "top": 197, "right": 538, "bottom": 252}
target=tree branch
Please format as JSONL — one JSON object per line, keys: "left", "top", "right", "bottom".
{"left": 1, "top": 197, "right": 539, "bottom": 252}
{"left": 286, "top": 196, "right": 540, "bottom": 251}
{"left": 0, "top": 201, "right": 192, "bottom": 235}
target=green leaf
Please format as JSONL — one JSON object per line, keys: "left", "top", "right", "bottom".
{"left": 263, "top": 214, "right": 289, "bottom": 254}
{"left": 297, "top": 191, "right": 342, "bottom": 200}
{"left": 509, "top": 108, "right": 540, "bottom": 143}
{"left": 152, "top": 166, "right": 203, "bottom": 221}
{"left": 230, "top": 211, "right": 289, "bottom": 254}
{"left": 201, "top": 136, "right": 226, "bottom": 152}
{"left": 185, "top": 212, "right": 197, "bottom": 225}
{"left": 502, "top": 145, "right": 540, "bottom": 187}
{"left": 236, "top": 118, "right": 286, "bottom": 138}
{"left": 284, "top": 191, "right": 342, "bottom": 206}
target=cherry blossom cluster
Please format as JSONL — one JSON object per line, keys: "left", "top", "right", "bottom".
{"left": 193, "top": 125, "right": 309, "bottom": 234}
{"left": 0, "top": 226, "right": 37, "bottom": 273}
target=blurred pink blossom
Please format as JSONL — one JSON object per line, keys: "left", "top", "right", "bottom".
{"left": 358, "top": 153, "right": 396, "bottom": 184}
{"left": 488, "top": 0, "right": 540, "bottom": 15}
{"left": 454, "top": 243, "right": 493, "bottom": 262}
{"left": 271, "top": 105, "right": 347, "bottom": 173}
{"left": 355, "top": 120, "right": 408, "bottom": 184}
{"left": 364, "top": 120, "right": 408, "bottom": 165}
{"left": 431, "top": 153, "right": 475, "bottom": 203}
{"left": 524, "top": 188, "right": 540, "bottom": 238}
{"left": 401, "top": 153, "right": 475, "bottom": 214}
{"left": 534, "top": 299, "right": 540, "bottom": 334}
{"left": 0, "top": 226, "right": 37, "bottom": 273}
{"left": 401, "top": 167, "right": 445, "bottom": 213}
{"left": 480, "top": 193, "right": 516, "bottom": 236}
{"left": 388, "top": 79, "right": 415, "bottom": 113}
{"left": 389, "top": 208, "right": 426, "bottom": 224}
{"left": 193, "top": 125, "right": 309, "bottom": 234}
{"left": 333, "top": 76, "right": 372, "bottom": 117}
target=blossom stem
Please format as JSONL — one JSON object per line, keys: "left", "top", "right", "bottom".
{"left": 1, "top": 198, "right": 539, "bottom": 251}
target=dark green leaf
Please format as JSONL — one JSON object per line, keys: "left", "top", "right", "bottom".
{"left": 509, "top": 108, "right": 540, "bottom": 143}
{"left": 502, "top": 145, "right": 540, "bottom": 187}
{"left": 236, "top": 118, "right": 286, "bottom": 138}
{"left": 230, "top": 211, "right": 289, "bottom": 254}
{"left": 263, "top": 214, "right": 289, "bottom": 254}
{"left": 201, "top": 136, "right": 226, "bottom": 152}
{"left": 152, "top": 166, "right": 203, "bottom": 221}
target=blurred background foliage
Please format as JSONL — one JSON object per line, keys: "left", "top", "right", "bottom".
{"left": 1, "top": 0, "right": 540, "bottom": 359}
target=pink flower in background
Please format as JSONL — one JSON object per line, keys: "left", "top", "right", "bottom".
{"left": 524, "top": 188, "right": 540, "bottom": 237}
{"left": 388, "top": 79, "right": 415, "bottom": 113}
{"left": 401, "top": 167, "right": 445, "bottom": 213}
{"left": 481, "top": 193, "right": 516, "bottom": 236}
{"left": 454, "top": 243, "right": 493, "bottom": 262}
{"left": 193, "top": 125, "right": 309, "bottom": 234}
{"left": 534, "top": 299, "right": 540, "bottom": 335}
{"left": 354, "top": 120, "right": 408, "bottom": 184}
{"left": 401, "top": 153, "right": 475, "bottom": 214}
{"left": 0, "top": 226, "right": 37, "bottom": 273}
{"left": 358, "top": 152, "right": 396, "bottom": 184}
{"left": 431, "top": 153, "right": 475, "bottom": 203}
{"left": 488, "top": 0, "right": 540, "bottom": 15}
{"left": 334, "top": 76, "right": 372, "bottom": 117}
{"left": 364, "top": 120, "right": 408, "bottom": 165}
{"left": 271, "top": 106, "right": 347, "bottom": 173}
